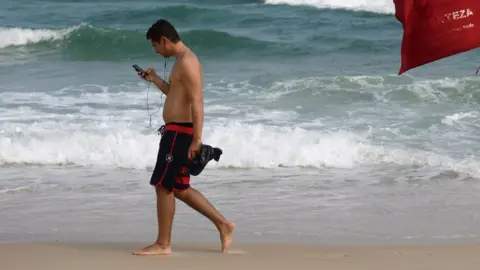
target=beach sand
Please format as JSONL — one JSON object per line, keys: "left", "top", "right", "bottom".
{"left": 1, "top": 242, "right": 479, "bottom": 270}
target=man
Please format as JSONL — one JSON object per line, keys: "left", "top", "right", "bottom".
{"left": 133, "top": 19, "right": 235, "bottom": 256}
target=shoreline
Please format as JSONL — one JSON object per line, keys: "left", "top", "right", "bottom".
{"left": 2, "top": 241, "right": 480, "bottom": 270}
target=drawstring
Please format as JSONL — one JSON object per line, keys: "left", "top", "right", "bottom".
{"left": 157, "top": 125, "right": 165, "bottom": 136}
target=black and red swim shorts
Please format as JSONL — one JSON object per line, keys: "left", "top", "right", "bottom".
{"left": 150, "top": 122, "right": 193, "bottom": 192}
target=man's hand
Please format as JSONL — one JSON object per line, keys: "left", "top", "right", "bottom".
{"left": 138, "top": 67, "right": 159, "bottom": 82}
{"left": 138, "top": 67, "right": 170, "bottom": 95}
{"left": 188, "top": 139, "right": 201, "bottom": 160}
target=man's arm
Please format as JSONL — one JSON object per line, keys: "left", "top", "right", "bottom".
{"left": 182, "top": 59, "right": 204, "bottom": 142}
{"left": 150, "top": 75, "right": 170, "bottom": 95}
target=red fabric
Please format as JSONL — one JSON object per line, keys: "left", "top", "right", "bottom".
{"left": 394, "top": 0, "right": 480, "bottom": 74}
{"left": 175, "top": 176, "right": 190, "bottom": 185}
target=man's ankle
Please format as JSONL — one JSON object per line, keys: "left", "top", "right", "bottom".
{"left": 216, "top": 220, "right": 229, "bottom": 229}
{"left": 154, "top": 241, "right": 171, "bottom": 248}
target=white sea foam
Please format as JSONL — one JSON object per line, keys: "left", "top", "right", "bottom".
{"left": 0, "top": 25, "right": 82, "bottom": 48}
{"left": 264, "top": 0, "right": 395, "bottom": 14}
{"left": 1, "top": 119, "right": 479, "bottom": 178}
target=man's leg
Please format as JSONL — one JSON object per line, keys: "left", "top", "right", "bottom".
{"left": 174, "top": 187, "right": 235, "bottom": 252}
{"left": 132, "top": 186, "right": 175, "bottom": 255}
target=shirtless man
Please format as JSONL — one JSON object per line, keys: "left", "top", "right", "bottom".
{"left": 132, "top": 19, "right": 235, "bottom": 256}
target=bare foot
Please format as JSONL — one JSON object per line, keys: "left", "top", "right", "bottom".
{"left": 132, "top": 243, "right": 171, "bottom": 256}
{"left": 219, "top": 221, "right": 235, "bottom": 252}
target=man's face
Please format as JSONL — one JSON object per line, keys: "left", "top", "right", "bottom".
{"left": 151, "top": 37, "right": 170, "bottom": 57}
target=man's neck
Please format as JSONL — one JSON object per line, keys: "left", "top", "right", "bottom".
{"left": 172, "top": 42, "right": 187, "bottom": 57}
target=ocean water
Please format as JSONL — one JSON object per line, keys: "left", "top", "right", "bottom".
{"left": 1, "top": 0, "right": 480, "bottom": 245}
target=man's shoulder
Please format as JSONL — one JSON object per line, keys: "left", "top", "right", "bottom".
{"left": 178, "top": 51, "right": 201, "bottom": 74}
{"left": 180, "top": 50, "right": 200, "bottom": 65}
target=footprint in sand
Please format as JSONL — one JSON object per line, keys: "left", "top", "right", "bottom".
{"left": 386, "top": 251, "right": 434, "bottom": 256}
{"left": 304, "top": 253, "right": 349, "bottom": 259}
{"left": 381, "top": 250, "right": 408, "bottom": 256}
{"left": 226, "top": 250, "right": 246, "bottom": 255}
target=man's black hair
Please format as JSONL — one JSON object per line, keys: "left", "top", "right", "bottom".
{"left": 146, "top": 19, "right": 181, "bottom": 43}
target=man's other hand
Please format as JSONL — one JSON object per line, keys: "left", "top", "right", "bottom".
{"left": 188, "top": 139, "right": 201, "bottom": 160}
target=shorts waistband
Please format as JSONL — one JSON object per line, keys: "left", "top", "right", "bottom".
{"left": 163, "top": 122, "right": 193, "bottom": 135}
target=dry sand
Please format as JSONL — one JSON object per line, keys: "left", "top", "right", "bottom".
{"left": 1, "top": 241, "right": 480, "bottom": 270}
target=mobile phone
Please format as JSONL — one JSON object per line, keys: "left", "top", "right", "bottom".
{"left": 132, "top": 64, "right": 146, "bottom": 73}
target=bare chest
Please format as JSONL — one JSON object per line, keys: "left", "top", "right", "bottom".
{"left": 162, "top": 68, "right": 191, "bottom": 121}
{"left": 166, "top": 69, "right": 185, "bottom": 99}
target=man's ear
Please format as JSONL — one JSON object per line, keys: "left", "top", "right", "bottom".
{"left": 161, "top": 36, "right": 169, "bottom": 46}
